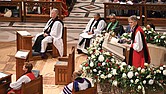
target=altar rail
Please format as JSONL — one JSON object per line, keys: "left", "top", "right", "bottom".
{"left": 104, "top": 2, "right": 166, "bottom": 26}
{"left": 0, "top": 1, "right": 63, "bottom": 22}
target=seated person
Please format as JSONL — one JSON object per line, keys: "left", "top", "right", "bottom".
{"left": 77, "top": 13, "right": 106, "bottom": 54}
{"left": 61, "top": 70, "right": 92, "bottom": 94}
{"left": 104, "top": 13, "right": 125, "bottom": 37}
{"left": 145, "top": 23, "right": 155, "bottom": 31}
{"left": 32, "top": 8, "right": 64, "bottom": 58}
{"left": 7, "top": 62, "right": 35, "bottom": 94}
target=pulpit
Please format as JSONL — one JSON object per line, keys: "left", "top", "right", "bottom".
{"left": 0, "top": 73, "right": 12, "bottom": 94}
{"left": 15, "top": 50, "right": 30, "bottom": 80}
{"left": 16, "top": 31, "right": 33, "bottom": 60}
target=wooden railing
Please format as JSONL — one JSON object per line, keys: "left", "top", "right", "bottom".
{"left": 23, "top": 1, "right": 63, "bottom": 22}
{"left": 144, "top": 4, "right": 166, "bottom": 26}
{"left": 104, "top": 2, "right": 166, "bottom": 26}
{"left": 104, "top": 2, "right": 143, "bottom": 25}
{"left": 0, "top": 1, "right": 22, "bottom": 22}
{"left": 0, "top": 1, "right": 63, "bottom": 22}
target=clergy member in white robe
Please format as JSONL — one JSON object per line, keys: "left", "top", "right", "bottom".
{"left": 77, "top": 13, "right": 106, "bottom": 54}
{"left": 32, "top": 8, "right": 64, "bottom": 58}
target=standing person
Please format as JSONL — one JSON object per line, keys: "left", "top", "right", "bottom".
{"left": 77, "top": 13, "right": 106, "bottom": 54}
{"left": 7, "top": 63, "right": 35, "bottom": 94}
{"left": 128, "top": 15, "right": 150, "bottom": 68}
{"left": 61, "top": 70, "right": 92, "bottom": 94}
{"left": 32, "top": 8, "right": 64, "bottom": 58}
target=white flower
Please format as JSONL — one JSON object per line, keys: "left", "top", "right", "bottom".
{"left": 100, "top": 74, "right": 105, "bottom": 79}
{"left": 121, "top": 62, "right": 127, "bottom": 66}
{"left": 98, "top": 55, "right": 104, "bottom": 62}
{"left": 141, "top": 69, "right": 145, "bottom": 73}
{"left": 111, "top": 58, "right": 115, "bottom": 63}
{"left": 93, "top": 69, "right": 97, "bottom": 72}
{"left": 146, "top": 75, "right": 151, "bottom": 79}
{"left": 156, "top": 69, "right": 161, "bottom": 73}
{"left": 108, "top": 74, "right": 112, "bottom": 78}
{"left": 138, "top": 85, "right": 142, "bottom": 90}
{"left": 144, "top": 63, "right": 148, "bottom": 66}
{"left": 154, "top": 36, "right": 157, "bottom": 39}
{"left": 137, "top": 67, "right": 141, "bottom": 71}
{"left": 135, "top": 79, "right": 139, "bottom": 84}
{"left": 113, "top": 80, "right": 118, "bottom": 87}
{"left": 90, "top": 62, "right": 94, "bottom": 67}
{"left": 120, "top": 66, "right": 124, "bottom": 71}
{"left": 102, "top": 62, "right": 106, "bottom": 66}
{"left": 122, "top": 73, "right": 127, "bottom": 78}
{"left": 163, "top": 70, "right": 166, "bottom": 76}
{"left": 98, "top": 70, "right": 102, "bottom": 74}
{"left": 160, "top": 67, "right": 164, "bottom": 70}
{"left": 91, "top": 55, "right": 95, "bottom": 59}
{"left": 127, "top": 71, "right": 134, "bottom": 79}
{"left": 163, "top": 65, "right": 166, "bottom": 67}
{"left": 89, "top": 50, "right": 93, "bottom": 54}
{"left": 135, "top": 72, "right": 139, "bottom": 76}
{"left": 148, "top": 31, "right": 152, "bottom": 34}
{"left": 104, "top": 52, "right": 110, "bottom": 56}
{"left": 148, "top": 79, "right": 154, "bottom": 85}
{"left": 161, "top": 36, "right": 166, "bottom": 39}
{"left": 80, "top": 65, "right": 83, "bottom": 68}
{"left": 130, "top": 80, "right": 134, "bottom": 83}
{"left": 143, "top": 80, "right": 146, "bottom": 84}
{"left": 112, "top": 69, "right": 117, "bottom": 75}
{"left": 108, "top": 68, "right": 110, "bottom": 71}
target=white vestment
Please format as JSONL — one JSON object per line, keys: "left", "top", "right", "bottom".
{"left": 77, "top": 18, "right": 106, "bottom": 53}
{"left": 34, "top": 18, "right": 64, "bottom": 57}
{"left": 10, "top": 75, "right": 32, "bottom": 90}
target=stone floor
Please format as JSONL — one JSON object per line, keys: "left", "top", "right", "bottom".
{"left": 0, "top": 0, "right": 166, "bottom": 94}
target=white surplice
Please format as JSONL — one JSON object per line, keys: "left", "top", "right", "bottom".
{"left": 34, "top": 18, "right": 63, "bottom": 57}
{"left": 77, "top": 18, "right": 106, "bottom": 53}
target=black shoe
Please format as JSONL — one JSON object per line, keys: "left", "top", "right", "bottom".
{"left": 77, "top": 49, "right": 83, "bottom": 54}
{"left": 41, "top": 53, "right": 48, "bottom": 59}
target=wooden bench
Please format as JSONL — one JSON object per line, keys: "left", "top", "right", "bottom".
{"left": 0, "top": 74, "right": 12, "bottom": 94}
{"left": 20, "top": 75, "right": 43, "bottom": 94}
{"left": 54, "top": 46, "right": 75, "bottom": 85}
{"left": 52, "top": 27, "right": 67, "bottom": 57}
{"left": 23, "top": 1, "right": 63, "bottom": 22}
{"left": 0, "top": 1, "right": 22, "bottom": 22}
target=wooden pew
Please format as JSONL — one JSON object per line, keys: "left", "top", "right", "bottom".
{"left": 0, "top": 74, "right": 12, "bottom": 94}
{"left": 21, "top": 75, "right": 43, "bottom": 94}
{"left": 144, "top": 4, "right": 166, "bottom": 26}
{"left": 52, "top": 27, "right": 67, "bottom": 57}
{"left": 0, "top": 1, "right": 22, "bottom": 22}
{"left": 54, "top": 46, "right": 75, "bottom": 85}
{"left": 23, "top": 1, "right": 63, "bottom": 22}
{"left": 103, "top": 2, "right": 143, "bottom": 25}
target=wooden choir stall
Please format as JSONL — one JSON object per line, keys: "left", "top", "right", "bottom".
{"left": 0, "top": 73, "right": 12, "bottom": 94}
{"left": 16, "top": 31, "right": 33, "bottom": 60}
{"left": 15, "top": 50, "right": 30, "bottom": 80}
{"left": 54, "top": 46, "right": 75, "bottom": 85}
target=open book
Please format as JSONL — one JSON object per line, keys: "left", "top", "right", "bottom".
{"left": 17, "top": 31, "right": 31, "bottom": 36}
{"left": 0, "top": 72, "right": 8, "bottom": 79}
{"left": 15, "top": 50, "right": 29, "bottom": 59}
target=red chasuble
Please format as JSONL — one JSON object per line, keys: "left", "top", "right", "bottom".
{"left": 128, "top": 25, "right": 150, "bottom": 68}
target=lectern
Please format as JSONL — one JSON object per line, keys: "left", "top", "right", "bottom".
{"left": 15, "top": 50, "right": 29, "bottom": 80}
{"left": 0, "top": 73, "right": 12, "bottom": 94}
{"left": 16, "top": 31, "right": 33, "bottom": 60}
